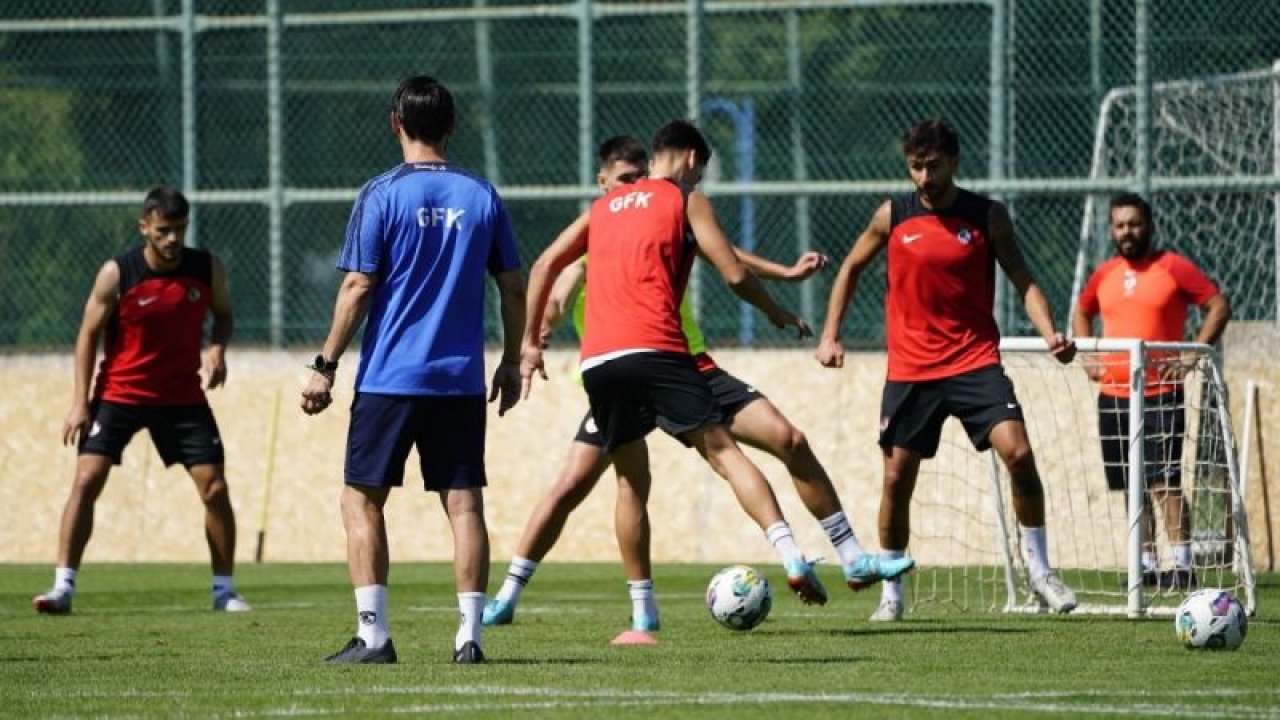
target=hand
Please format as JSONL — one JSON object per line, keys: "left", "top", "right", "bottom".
{"left": 767, "top": 309, "right": 812, "bottom": 339}
{"left": 519, "top": 342, "right": 548, "bottom": 401}
{"left": 538, "top": 322, "right": 554, "bottom": 350}
{"left": 1047, "top": 332, "right": 1076, "bottom": 365}
{"left": 203, "top": 347, "right": 228, "bottom": 389}
{"left": 300, "top": 371, "right": 335, "bottom": 415}
{"left": 815, "top": 337, "right": 845, "bottom": 368}
{"left": 1082, "top": 360, "right": 1105, "bottom": 382}
{"left": 1155, "top": 352, "right": 1197, "bottom": 384}
{"left": 62, "top": 401, "right": 90, "bottom": 446}
{"left": 785, "top": 251, "right": 830, "bottom": 281}
{"left": 488, "top": 359, "right": 522, "bottom": 416}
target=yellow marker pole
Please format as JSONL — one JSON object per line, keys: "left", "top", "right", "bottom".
{"left": 254, "top": 386, "right": 282, "bottom": 563}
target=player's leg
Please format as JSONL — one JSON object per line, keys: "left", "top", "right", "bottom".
{"left": 35, "top": 401, "right": 139, "bottom": 614}
{"left": 872, "top": 446, "right": 922, "bottom": 621}
{"left": 1149, "top": 391, "right": 1194, "bottom": 587}
{"left": 689, "top": 423, "right": 827, "bottom": 605}
{"left": 611, "top": 438, "right": 658, "bottom": 630}
{"left": 324, "top": 393, "right": 411, "bottom": 664}
{"left": 1098, "top": 393, "right": 1160, "bottom": 583}
{"left": 441, "top": 486, "right": 488, "bottom": 663}
{"left": 728, "top": 393, "right": 913, "bottom": 591}
{"left": 485, "top": 414, "right": 611, "bottom": 626}
{"left": 950, "top": 366, "right": 1076, "bottom": 612}
{"left": 187, "top": 463, "right": 249, "bottom": 611}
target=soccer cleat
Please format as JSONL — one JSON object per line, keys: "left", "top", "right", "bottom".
{"left": 784, "top": 558, "right": 828, "bottom": 606}
{"left": 481, "top": 598, "right": 515, "bottom": 627}
{"left": 324, "top": 636, "right": 398, "bottom": 664}
{"left": 869, "top": 599, "right": 904, "bottom": 622}
{"left": 453, "top": 640, "right": 485, "bottom": 664}
{"left": 213, "top": 591, "right": 252, "bottom": 612}
{"left": 844, "top": 553, "right": 916, "bottom": 591}
{"left": 33, "top": 590, "right": 72, "bottom": 615}
{"left": 631, "top": 613, "right": 660, "bottom": 632}
{"left": 1029, "top": 571, "right": 1078, "bottom": 613}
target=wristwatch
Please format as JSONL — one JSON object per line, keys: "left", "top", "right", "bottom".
{"left": 308, "top": 354, "right": 339, "bottom": 373}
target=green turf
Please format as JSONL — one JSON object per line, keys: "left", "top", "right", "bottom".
{"left": 2, "top": 563, "right": 1277, "bottom": 719}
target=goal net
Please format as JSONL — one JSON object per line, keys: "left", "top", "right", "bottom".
{"left": 905, "top": 338, "right": 1256, "bottom": 618}
{"left": 1071, "top": 63, "right": 1279, "bottom": 323}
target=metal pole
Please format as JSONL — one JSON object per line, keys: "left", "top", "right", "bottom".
{"left": 266, "top": 0, "right": 285, "bottom": 348}
{"left": 180, "top": 0, "right": 198, "bottom": 247}
{"left": 577, "top": 0, "right": 594, "bottom": 190}
{"left": 1126, "top": 341, "right": 1147, "bottom": 617}
{"left": 1273, "top": 60, "right": 1279, "bottom": 321}
{"left": 738, "top": 99, "right": 756, "bottom": 346}
{"left": 1134, "top": 0, "right": 1151, "bottom": 198}
{"left": 1089, "top": 0, "right": 1103, "bottom": 112}
{"left": 786, "top": 9, "right": 814, "bottom": 324}
{"left": 686, "top": 0, "right": 704, "bottom": 326}
{"left": 476, "top": 0, "right": 500, "bottom": 184}
{"left": 987, "top": 0, "right": 1009, "bottom": 330}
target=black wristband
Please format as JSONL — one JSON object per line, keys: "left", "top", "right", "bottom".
{"left": 308, "top": 354, "right": 339, "bottom": 373}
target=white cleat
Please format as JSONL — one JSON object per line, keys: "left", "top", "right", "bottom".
{"left": 869, "top": 599, "right": 903, "bottom": 622}
{"left": 213, "top": 592, "right": 252, "bottom": 612}
{"left": 1029, "top": 571, "right": 1077, "bottom": 614}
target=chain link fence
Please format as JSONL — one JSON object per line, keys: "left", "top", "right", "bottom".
{"left": 1, "top": 0, "right": 1277, "bottom": 350}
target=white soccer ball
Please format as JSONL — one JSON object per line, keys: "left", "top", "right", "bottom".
{"left": 706, "top": 564, "right": 772, "bottom": 631}
{"left": 1174, "top": 588, "right": 1247, "bottom": 650}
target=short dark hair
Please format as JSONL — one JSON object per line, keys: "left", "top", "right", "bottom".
{"left": 652, "top": 120, "right": 712, "bottom": 167}
{"left": 391, "top": 76, "right": 455, "bottom": 144}
{"left": 141, "top": 186, "right": 189, "bottom": 220}
{"left": 597, "top": 135, "right": 648, "bottom": 171}
{"left": 1109, "top": 192, "right": 1153, "bottom": 224}
{"left": 902, "top": 119, "right": 960, "bottom": 158}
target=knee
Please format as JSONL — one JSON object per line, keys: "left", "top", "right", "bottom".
{"left": 881, "top": 468, "right": 912, "bottom": 501}
{"left": 70, "top": 468, "right": 109, "bottom": 503}
{"left": 1002, "top": 443, "right": 1036, "bottom": 477}
{"left": 198, "top": 476, "right": 231, "bottom": 507}
{"left": 776, "top": 427, "right": 809, "bottom": 463}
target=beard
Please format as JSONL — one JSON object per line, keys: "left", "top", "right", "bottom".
{"left": 1115, "top": 233, "right": 1152, "bottom": 259}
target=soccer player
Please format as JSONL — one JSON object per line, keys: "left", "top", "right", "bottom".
{"left": 301, "top": 76, "right": 525, "bottom": 665}
{"left": 519, "top": 120, "right": 835, "bottom": 615}
{"left": 485, "top": 136, "right": 913, "bottom": 630}
{"left": 816, "top": 119, "right": 1079, "bottom": 621}
{"left": 1070, "top": 193, "right": 1230, "bottom": 589}
{"left": 33, "top": 186, "right": 250, "bottom": 615}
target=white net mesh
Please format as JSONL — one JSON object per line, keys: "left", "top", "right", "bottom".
{"left": 906, "top": 339, "right": 1255, "bottom": 616}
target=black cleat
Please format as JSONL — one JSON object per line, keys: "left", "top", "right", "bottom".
{"left": 324, "top": 636, "right": 397, "bottom": 664}
{"left": 453, "top": 640, "right": 485, "bottom": 664}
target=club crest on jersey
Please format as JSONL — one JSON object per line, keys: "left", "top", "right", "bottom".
{"left": 956, "top": 228, "right": 973, "bottom": 245}
{"left": 187, "top": 287, "right": 202, "bottom": 302}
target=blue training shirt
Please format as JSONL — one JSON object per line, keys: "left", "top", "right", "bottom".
{"left": 338, "top": 162, "right": 521, "bottom": 396}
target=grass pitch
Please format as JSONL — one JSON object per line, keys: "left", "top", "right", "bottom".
{"left": 2, "top": 563, "right": 1277, "bottom": 719}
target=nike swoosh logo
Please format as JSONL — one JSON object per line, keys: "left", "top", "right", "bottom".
{"left": 138, "top": 297, "right": 159, "bottom": 306}
{"left": 903, "top": 233, "right": 923, "bottom": 244}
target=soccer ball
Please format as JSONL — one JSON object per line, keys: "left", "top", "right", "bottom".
{"left": 1175, "top": 588, "right": 1247, "bottom": 650}
{"left": 705, "top": 564, "right": 772, "bottom": 631}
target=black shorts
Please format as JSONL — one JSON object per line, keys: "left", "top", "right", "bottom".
{"left": 581, "top": 351, "right": 723, "bottom": 453}
{"left": 1098, "top": 390, "right": 1186, "bottom": 491}
{"left": 345, "top": 393, "right": 487, "bottom": 491}
{"left": 79, "top": 400, "right": 224, "bottom": 468}
{"left": 879, "top": 364, "right": 1023, "bottom": 459}
{"left": 572, "top": 366, "right": 763, "bottom": 448}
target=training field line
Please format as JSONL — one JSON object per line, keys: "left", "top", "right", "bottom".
{"left": 34, "top": 685, "right": 1280, "bottom": 719}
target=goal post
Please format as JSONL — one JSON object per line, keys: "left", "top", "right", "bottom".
{"left": 906, "top": 337, "right": 1256, "bottom": 618}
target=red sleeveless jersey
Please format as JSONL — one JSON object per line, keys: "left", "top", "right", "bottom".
{"left": 580, "top": 178, "right": 695, "bottom": 362}
{"left": 885, "top": 189, "right": 1001, "bottom": 381}
{"left": 94, "top": 246, "right": 213, "bottom": 405}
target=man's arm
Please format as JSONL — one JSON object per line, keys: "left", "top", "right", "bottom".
{"left": 815, "top": 200, "right": 891, "bottom": 369}
{"left": 489, "top": 268, "right": 527, "bottom": 416}
{"left": 990, "top": 202, "right": 1076, "bottom": 364}
{"left": 685, "top": 191, "right": 810, "bottom": 338}
{"left": 734, "top": 247, "right": 829, "bottom": 282}
{"left": 204, "top": 253, "right": 233, "bottom": 389}
{"left": 300, "top": 270, "right": 376, "bottom": 415}
{"left": 521, "top": 210, "right": 590, "bottom": 399}
{"left": 1069, "top": 301, "right": 1104, "bottom": 380}
{"left": 542, "top": 258, "right": 586, "bottom": 344}
{"left": 63, "top": 261, "right": 119, "bottom": 446}
{"left": 1194, "top": 293, "right": 1231, "bottom": 346}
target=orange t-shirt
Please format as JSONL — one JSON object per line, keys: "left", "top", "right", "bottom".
{"left": 1077, "top": 250, "right": 1218, "bottom": 397}
{"left": 580, "top": 178, "right": 695, "bottom": 362}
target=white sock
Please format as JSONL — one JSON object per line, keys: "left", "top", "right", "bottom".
{"left": 880, "top": 550, "right": 905, "bottom": 603}
{"left": 627, "top": 579, "right": 658, "bottom": 624}
{"left": 495, "top": 556, "right": 539, "bottom": 604}
{"left": 1173, "top": 542, "right": 1192, "bottom": 569}
{"left": 212, "top": 575, "right": 236, "bottom": 599}
{"left": 1141, "top": 551, "right": 1158, "bottom": 573}
{"left": 54, "top": 567, "right": 77, "bottom": 596}
{"left": 1020, "top": 525, "right": 1051, "bottom": 582}
{"left": 354, "top": 584, "right": 390, "bottom": 648}
{"left": 765, "top": 521, "right": 804, "bottom": 566}
{"left": 818, "top": 511, "right": 865, "bottom": 567}
{"left": 456, "top": 592, "right": 485, "bottom": 650}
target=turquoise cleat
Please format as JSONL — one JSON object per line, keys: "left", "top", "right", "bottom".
{"left": 481, "top": 598, "right": 515, "bottom": 627}
{"left": 844, "top": 553, "right": 916, "bottom": 591}
{"left": 784, "top": 558, "right": 829, "bottom": 606}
